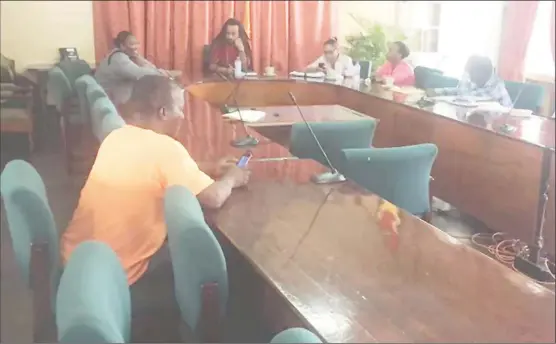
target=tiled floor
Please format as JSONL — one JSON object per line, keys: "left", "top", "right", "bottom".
{"left": 0, "top": 139, "right": 487, "bottom": 343}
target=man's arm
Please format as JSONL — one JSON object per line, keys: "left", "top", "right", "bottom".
{"left": 208, "top": 45, "right": 233, "bottom": 75}
{"left": 111, "top": 54, "right": 160, "bottom": 81}
{"left": 161, "top": 141, "right": 246, "bottom": 209}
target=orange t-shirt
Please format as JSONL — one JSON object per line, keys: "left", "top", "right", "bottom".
{"left": 60, "top": 125, "right": 214, "bottom": 285}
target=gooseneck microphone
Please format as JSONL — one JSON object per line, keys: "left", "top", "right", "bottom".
{"left": 223, "top": 77, "right": 259, "bottom": 148}
{"left": 288, "top": 91, "right": 346, "bottom": 184}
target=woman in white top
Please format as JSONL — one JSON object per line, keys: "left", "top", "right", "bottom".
{"left": 306, "top": 37, "right": 356, "bottom": 77}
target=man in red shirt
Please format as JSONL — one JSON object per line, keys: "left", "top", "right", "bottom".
{"left": 209, "top": 18, "right": 252, "bottom": 77}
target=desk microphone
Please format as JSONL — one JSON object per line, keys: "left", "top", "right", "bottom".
{"left": 288, "top": 91, "right": 346, "bottom": 184}
{"left": 223, "top": 77, "right": 259, "bottom": 148}
{"left": 498, "top": 83, "right": 529, "bottom": 134}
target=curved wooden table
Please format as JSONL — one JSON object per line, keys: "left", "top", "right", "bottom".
{"left": 186, "top": 77, "right": 556, "bottom": 257}
{"left": 204, "top": 156, "right": 555, "bottom": 342}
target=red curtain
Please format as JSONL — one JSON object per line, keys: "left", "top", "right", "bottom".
{"left": 497, "top": 1, "right": 539, "bottom": 81}
{"left": 92, "top": 1, "right": 335, "bottom": 81}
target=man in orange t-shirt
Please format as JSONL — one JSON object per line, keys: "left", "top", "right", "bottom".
{"left": 60, "top": 75, "right": 250, "bottom": 288}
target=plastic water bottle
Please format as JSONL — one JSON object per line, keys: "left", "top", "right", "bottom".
{"left": 234, "top": 57, "right": 243, "bottom": 78}
{"left": 353, "top": 62, "right": 361, "bottom": 78}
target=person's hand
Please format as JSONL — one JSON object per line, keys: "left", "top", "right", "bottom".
{"left": 215, "top": 156, "right": 237, "bottom": 177}
{"left": 222, "top": 165, "right": 251, "bottom": 188}
{"left": 374, "top": 75, "right": 384, "bottom": 83}
{"left": 234, "top": 38, "right": 245, "bottom": 52}
{"left": 425, "top": 88, "right": 437, "bottom": 97}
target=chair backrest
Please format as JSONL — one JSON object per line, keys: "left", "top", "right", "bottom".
{"left": 90, "top": 96, "right": 125, "bottom": 142}
{"left": 74, "top": 75, "right": 96, "bottom": 123}
{"left": 270, "top": 328, "right": 322, "bottom": 343}
{"left": 47, "top": 66, "right": 73, "bottom": 110}
{"left": 358, "top": 60, "right": 372, "bottom": 79}
{"left": 56, "top": 59, "right": 92, "bottom": 88}
{"left": 504, "top": 80, "right": 545, "bottom": 112}
{"left": 289, "top": 119, "right": 377, "bottom": 169}
{"left": 339, "top": 143, "right": 438, "bottom": 215}
{"left": 202, "top": 44, "right": 212, "bottom": 76}
{"left": 164, "top": 185, "right": 228, "bottom": 339}
{"left": 414, "top": 66, "right": 459, "bottom": 89}
{"left": 56, "top": 241, "right": 131, "bottom": 343}
{"left": 0, "top": 160, "right": 59, "bottom": 287}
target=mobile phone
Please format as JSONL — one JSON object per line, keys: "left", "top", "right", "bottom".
{"left": 318, "top": 63, "right": 325, "bottom": 69}
{"left": 237, "top": 150, "right": 253, "bottom": 168}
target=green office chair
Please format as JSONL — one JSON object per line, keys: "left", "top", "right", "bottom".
{"left": 57, "top": 59, "right": 92, "bottom": 88}
{"left": 339, "top": 143, "right": 438, "bottom": 218}
{"left": 90, "top": 96, "right": 125, "bottom": 142}
{"left": 289, "top": 119, "right": 377, "bottom": 184}
{"left": 414, "top": 66, "right": 459, "bottom": 89}
{"left": 56, "top": 241, "right": 130, "bottom": 343}
{"left": 0, "top": 159, "right": 60, "bottom": 342}
{"left": 164, "top": 185, "right": 228, "bottom": 342}
{"left": 270, "top": 328, "right": 322, "bottom": 343}
{"left": 504, "top": 80, "right": 545, "bottom": 113}
{"left": 47, "top": 66, "right": 73, "bottom": 112}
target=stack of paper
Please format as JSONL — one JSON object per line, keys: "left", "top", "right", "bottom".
{"left": 222, "top": 109, "right": 266, "bottom": 123}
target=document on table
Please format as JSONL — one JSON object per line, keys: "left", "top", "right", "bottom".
{"left": 289, "top": 71, "right": 325, "bottom": 78}
{"left": 222, "top": 109, "right": 266, "bottom": 122}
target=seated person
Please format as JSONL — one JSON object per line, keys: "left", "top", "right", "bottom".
{"left": 209, "top": 18, "right": 253, "bottom": 77}
{"left": 306, "top": 37, "right": 355, "bottom": 77}
{"left": 375, "top": 41, "right": 415, "bottom": 86}
{"left": 95, "top": 31, "right": 172, "bottom": 106}
{"left": 60, "top": 75, "right": 250, "bottom": 292}
{"left": 427, "top": 55, "right": 512, "bottom": 107}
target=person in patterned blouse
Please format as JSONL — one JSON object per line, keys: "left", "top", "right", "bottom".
{"left": 427, "top": 55, "right": 512, "bottom": 107}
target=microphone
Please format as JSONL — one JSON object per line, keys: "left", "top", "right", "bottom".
{"left": 288, "top": 91, "right": 346, "bottom": 184}
{"left": 498, "top": 83, "right": 529, "bottom": 134}
{"left": 222, "top": 77, "right": 259, "bottom": 148}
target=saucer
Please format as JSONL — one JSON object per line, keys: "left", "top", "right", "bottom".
{"left": 263, "top": 73, "right": 276, "bottom": 77}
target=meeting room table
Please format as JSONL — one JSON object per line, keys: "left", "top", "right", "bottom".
{"left": 175, "top": 74, "right": 555, "bottom": 342}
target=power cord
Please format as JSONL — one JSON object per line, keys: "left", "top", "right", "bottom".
{"left": 470, "top": 232, "right": 555, "bottom": 285}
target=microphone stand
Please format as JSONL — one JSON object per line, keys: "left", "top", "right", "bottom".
{"left": 514, "top": 146, "right": 555, "bottom": 282}
{"left": 288, "top": 92, "right": 346, "bottom": 184}
{"left": 221, "top": 75, "right": 259, "bottom": 148}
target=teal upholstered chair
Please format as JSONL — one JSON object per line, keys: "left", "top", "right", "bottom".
{"left": 56, "top": 241, "right": 130, "bottom": 343}
{"left": 414, "top": 66, "right": 459, "bottom": 89}
{"left": 289, "top": 119, "right": 377, "bottom": 183}
{"left": 270, "top": 328, "right": 322, "bottom": 343}
{"left": 339, "top": 143, "right": 438, "bottom": 219}
{"left": 56, "top": 59, "right": 92, "bottom": 88}
{"left": 47, "top": 66, "right": 72, "bottom": 112}
{"left": 90, "top": 96, "right": 125, "bottom": 142}
{"left": 164, "top": 185, "right": 228, "bottom": 342}
{"left": 504, "top": 80, "right": 545, "bottom": 113}
{"left": 0, "top": 160, "right": 60, "bottom": 342}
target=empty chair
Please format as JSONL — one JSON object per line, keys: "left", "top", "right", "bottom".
{"left": 270, "top": 328, "right": 322, "bottom": 343}
{"left": 56, "top": 241, "right": 131, "bottom": 343}
{"left": 339, "top": 143, "right": 438, "bottom": 219}
{"left": 0, "top": 159, "right": 60, "bottom": 342}
{"left": 47, "top": 66, "right": 73, "bottom": 112}
{"left": 289, "top": 119, "right": 377, "bottom": 183}
{"left": 90, "top": 96, "right": 125, "bottom": 142}
{"left": 504, "top": 80, "right": 545, "bottom": 113}
{"left": 164, "top": 185, "right": 228, "bottom": 342}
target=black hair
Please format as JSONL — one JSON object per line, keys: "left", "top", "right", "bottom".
{"left": 114, "top": 31, "right": 133, "bottom": 48}
{"left": 392, "top": 41, "right": 410, "bottom": 59}
{"left": 324, "top": 37, "right": 338, "bottom": 47}
{"left": 212, "top": 18, "right": 253, "bottom": 67}
{"left": 128, "top": 75, "right": 183, "bottom": 117}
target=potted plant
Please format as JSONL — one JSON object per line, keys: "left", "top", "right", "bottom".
{"left": 344, "top": 14, "right": 407, "bottom": 72}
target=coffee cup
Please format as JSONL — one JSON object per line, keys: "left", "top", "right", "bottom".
{"left": 264, "top": 66, "right": 275, "bottom": 76}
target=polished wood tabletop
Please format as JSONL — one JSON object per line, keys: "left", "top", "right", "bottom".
{"left": 206, "top": 157, "right": 555, "bottom": 343}
{"left": 185, "top": 77, "right": 556, "bottom": 257}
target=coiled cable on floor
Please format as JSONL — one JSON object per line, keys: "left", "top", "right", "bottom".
{"left": 470, "top": 232, "right": 555, "bottom": 285}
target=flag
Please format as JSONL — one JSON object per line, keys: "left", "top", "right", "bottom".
{"left": 243, "top": 0, "right": 251, "bottom": 37}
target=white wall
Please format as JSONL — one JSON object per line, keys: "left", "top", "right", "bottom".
{"left": 0, "top": 0, "right": 96, "bottom": 71}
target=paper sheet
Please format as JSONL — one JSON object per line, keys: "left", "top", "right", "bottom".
{"left": 289, "top": 71, "right": 325, "bottom": 78}
{"left": 222, "top": 109, "right": 266, "bottom": 123}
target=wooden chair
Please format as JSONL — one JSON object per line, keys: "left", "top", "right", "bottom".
{"left": 56, "top": 241, "right": 131, "bottom": 343}
{"left": 0, "top": 160, "right": 61, "bottom": 342}
{"left": 339, "top": 144, "right": 438, "bottom": 222}
{"left": 164, "top": 185, "right": 228, "bottom": 342}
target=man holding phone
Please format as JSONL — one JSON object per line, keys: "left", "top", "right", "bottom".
{"left": 305, "top": 37, "right": 356, "bottom": 77}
